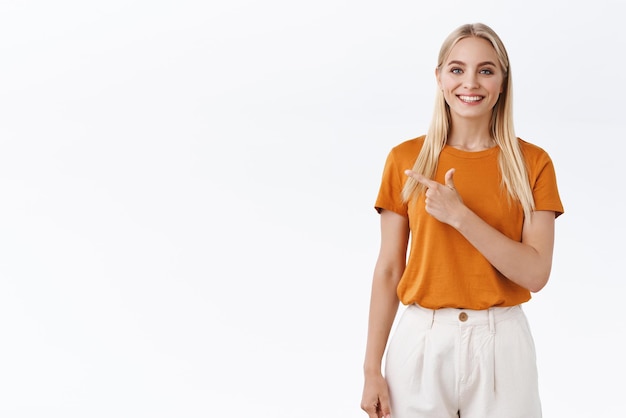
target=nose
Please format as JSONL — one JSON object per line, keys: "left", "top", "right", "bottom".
{"left": 463, "top": 72, "right": 479, "bottom": 89}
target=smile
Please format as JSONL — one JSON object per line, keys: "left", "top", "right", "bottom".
{"left": 458, "top": 95, "right": 484, "bottom": 103}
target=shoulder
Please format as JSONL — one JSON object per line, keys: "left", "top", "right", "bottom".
{"left": 517, "top": 138, "right": 560, "bottom": 185}
{"left": 387, "top": 135, "right": 426, "bottom": 160}
{"left": 517, "top": 138, "right": 554, "bottom": 165}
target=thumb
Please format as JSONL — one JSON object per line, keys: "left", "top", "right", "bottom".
{"left": 445, "top": 168, "right": 456, "bottom": 190}
{"left": 378, "top": 392, "right": 392, "bottom": 418}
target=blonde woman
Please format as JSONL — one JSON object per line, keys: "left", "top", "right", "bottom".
{"left": 361, "top": 23, "right": 563, "bottom": 418}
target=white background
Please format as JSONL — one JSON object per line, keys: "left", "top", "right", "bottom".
{"left": 1, "top": 0, "right": 623, "bottom": 417}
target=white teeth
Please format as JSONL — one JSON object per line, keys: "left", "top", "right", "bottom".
{"left": 459, "top": 95, "right": 483, "bottom": 102}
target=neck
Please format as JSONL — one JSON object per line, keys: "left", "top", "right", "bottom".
{"left": 447, "top": 120, "right": 495, "bottom": 151}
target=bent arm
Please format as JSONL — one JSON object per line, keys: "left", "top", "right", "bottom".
{"left": 407, "top": 169, "right": 558, "bottom": 293}
{"left": 453, "top": 209, "right": 556, "bottom": 292}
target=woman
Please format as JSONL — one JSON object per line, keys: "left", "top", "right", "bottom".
{"left": 360, "top": 23, "right": 563, "bottom": 418}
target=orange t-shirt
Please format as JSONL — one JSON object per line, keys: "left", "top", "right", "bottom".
{"left": 375, "top": 136, "right": 564, "bottom": 309}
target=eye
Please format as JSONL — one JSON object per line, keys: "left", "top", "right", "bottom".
{"left": 451, "top": 67, "right": 463, "bottom": 74}
{"left": 480, "top": 68, "right": 494, "bottom": 75}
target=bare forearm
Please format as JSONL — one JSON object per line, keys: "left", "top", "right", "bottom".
{"left": 453, "top": 208, "right": 554, "bottom": 292}
{"left": 363, "top": 272, "right": 401, "bottom": 375}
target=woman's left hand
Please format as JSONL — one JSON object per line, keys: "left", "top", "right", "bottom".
{"left": 405, "top": 168, "right": 465, "bottom": 227}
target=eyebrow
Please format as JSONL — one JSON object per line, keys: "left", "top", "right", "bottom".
{"left": 446, "top": 60, "right": 498, "bottom": 67}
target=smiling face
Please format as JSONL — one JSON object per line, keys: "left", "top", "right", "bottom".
{"left": 436, "top": 36, "right": 505, "bottom": 124}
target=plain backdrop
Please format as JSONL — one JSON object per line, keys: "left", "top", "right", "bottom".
{"left": 1, "top": 0, "right": 624, "bottom": 417}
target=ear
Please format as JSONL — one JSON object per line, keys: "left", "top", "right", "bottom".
{"left": 435, "top": 67, "right": 442, "bottom": 90}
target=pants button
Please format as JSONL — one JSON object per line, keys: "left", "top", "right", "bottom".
{"left": 459, "top": 312, "right": 468, "bottom": 322}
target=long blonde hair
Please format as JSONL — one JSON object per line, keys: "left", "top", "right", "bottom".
{"left": 401, "top": 23, "right": 535, "bottom": 219}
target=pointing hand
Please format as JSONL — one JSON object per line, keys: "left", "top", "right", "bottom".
{"left": 405, "top": 168, "right": 464, "bottom": 226}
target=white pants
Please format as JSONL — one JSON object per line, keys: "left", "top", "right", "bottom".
{"left": 385, "top": 304, "right": 542, "bottom": 418}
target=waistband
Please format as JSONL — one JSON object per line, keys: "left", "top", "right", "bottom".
{"left": 410, "top": 303, "right": 524, "bottom": 329}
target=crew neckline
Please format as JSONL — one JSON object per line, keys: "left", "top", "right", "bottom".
{"left": 442, "top": 144, "right": 499, "bottom": 159}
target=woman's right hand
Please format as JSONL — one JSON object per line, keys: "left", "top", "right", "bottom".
{"left": 360, "top": 372, "right": 391, "bottom": 418}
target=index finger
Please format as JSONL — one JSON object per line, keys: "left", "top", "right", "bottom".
{"left": 405, "top": 169, "right": 437, "bottom": 188}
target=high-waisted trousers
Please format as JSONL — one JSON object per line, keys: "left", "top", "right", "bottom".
{"left": 384, "top": 304, "right": 542, "bottom": 418}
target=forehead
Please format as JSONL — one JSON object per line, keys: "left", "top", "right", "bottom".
{"left": 445, "top": 37, "right": 499, "bottom": 66}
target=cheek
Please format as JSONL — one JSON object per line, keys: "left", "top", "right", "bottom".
{"left": 440, "top": 76, "right": 458, "bottom": 92}
{"left": 488, "top": 78, "right": 504, "bottom": 94}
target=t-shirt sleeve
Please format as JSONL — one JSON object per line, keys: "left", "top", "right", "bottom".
{"left": 529, "top": 150, "right": 564, "bottom": 218}
{"left": 374, "top": 148, "right": 409, "bottom": 217}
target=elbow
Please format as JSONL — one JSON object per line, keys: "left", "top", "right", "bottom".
{"left": 507, "top": 266, "right": 551, "bottom": 293}
{"left": 528, "top": 280, "right": 547, "bottom": 293}
{"left": 515, "top": 258, "right": 552, "bottom": 293}
{"left": 527, "top": 271, "right": 551, "bottom": 293}
{"left": 374, "top": 264, "right": 405, "bottom": 287}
